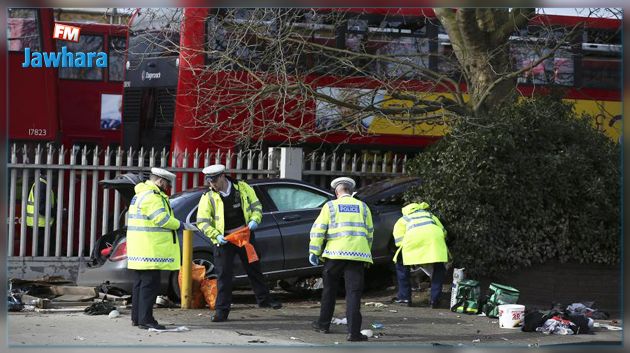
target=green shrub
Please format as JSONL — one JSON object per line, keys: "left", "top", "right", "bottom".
{"left": 405, "top": 95, "right": 620, "bottom": 277}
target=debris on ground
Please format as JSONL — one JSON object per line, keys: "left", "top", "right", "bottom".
{"left": 472, "top": 338, "right": 480, "bottom": 343}
{"left": 593, "top": 323, "right": 622, "bottom": 331}
{"left": 96, "top": 281, "right": 129, "bottom": 297}
{"left": 8, "top": 292, "right": 23, "bottom": 312}
{"left": 365, "top": 302, "right": 387, "bottom": 308}
{"left": 248, "top": 339, "right": 267, "bottom": 343}
{"left": 74, "top": 336, "right": 86, "bottom": 341}
{"left": 389, "top": 310, "right": 398, "bottom": 313}
{"left": 290, "top": 336, "right": 303, "bottom": 341}
{"left": 371, "top": 322, "right": 384, "bottom": 329}
{"left": 84, "top": 301, "right": 116, "bottom": 315}
{"left": 156, "top": 295, "right": 176, "bottom": 308}
{"left": 332, "top": 317, "right": 347, "bottom": 325}
{"left": 360, "top": 329, "right": 374, "bottom": 338}
{"left": 108, "top": 309, "right": 120, "bottom": 318}
{"left": 7, "top": 276, "right": 108, "bottom": 312}
{"left": 147, "top": 326, "right": 190, "bottom": 333}
{"left": 565, "top": 302, "right": 610, "bottom": 320}
{"left": 236, "top": 331, "right": 254, "bottom": 336}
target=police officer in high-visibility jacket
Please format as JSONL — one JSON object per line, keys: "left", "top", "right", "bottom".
{"left": 197, "top": 164, "right": 281, "bottom": 323}
{"left": 127, "top": 168, "right": 184, "bottom": 330}
{"left": 309, "top": 177, "right": 373, "bottom": 342}
{"left": 26, "top": 174, "right": 56, "bottom": 256}
{"left": 392, "top": 202, "right": 448, "bottom": 309}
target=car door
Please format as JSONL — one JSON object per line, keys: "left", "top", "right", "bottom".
{"left": 259, "top": 182, "right": 332, "bottom": 270}
{"left": 182, "top": 190, "right": 284, "bottom": 275}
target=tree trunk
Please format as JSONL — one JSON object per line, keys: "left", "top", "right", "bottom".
{"left": 434, "top": 8, "right": 534, "bottom": 116}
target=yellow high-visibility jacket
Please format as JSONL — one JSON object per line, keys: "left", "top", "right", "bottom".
{"left": 196, "top": 180, "right": 262, "bottom": 245}
{"left": 392, "top": 202, "right": 448, "bottom": 265}
{"left": 309, "top": 195, "right": 373, "bottom": 264}
{"left": 126, "top": 181, "right": 181, "bottom": 271}
{"left": 26, "top": 177, "right": 55, "bottom": 227}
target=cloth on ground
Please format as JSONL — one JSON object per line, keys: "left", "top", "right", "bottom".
{"left": 84, "top": 301, "right": 116, "bottom": 315}
{"left": 566, "top": 302, "right": 609, "bottom": 320}
{"left": 147, "top": 326, "right": 191, "bottom": 333}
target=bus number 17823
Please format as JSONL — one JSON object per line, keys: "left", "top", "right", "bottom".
{"left": 28, "top": 128, "right": 48, "bottom": 136}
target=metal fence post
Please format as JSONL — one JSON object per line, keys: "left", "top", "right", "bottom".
{"left": 279, "top": 147, "right": 303, "bottom": 180}
{"left": 78, "top": 146, "right": 89, "bottom": 258}
{"left": 89, "top": 146, "right": 100, "bottom": 256}
{"left": 32, "top": 144, "right": 42, "bottom": 256}
{"left": 55, "top": 145, "right": 65, "bottom": 257}
{"left": 43, "top": 144, "right": 54, "bottom": 256}
{"left": 19, "top": 144, "right": 29, "bottom": 257}
{"left": 101, "top": 146, "right": 111, "bottom": 236}
{"left": 66, "top": 146, "right": 78, "bottom": 257}
{"left": 8, "top": 144, "right": 17, "bottom": 257}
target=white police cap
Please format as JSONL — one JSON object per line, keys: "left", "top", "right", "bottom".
{"left": 202, "top": 164, "right": 226, "bottom": 177}
{"left": 150, "top": 167, "right": 176, "bottom": 184}
{"left": 331, "top": 177, "right": 356, "bottom": 190}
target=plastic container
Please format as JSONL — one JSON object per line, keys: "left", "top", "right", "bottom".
{"left": 498, "top": 304, "right": 525, "bottom": 329}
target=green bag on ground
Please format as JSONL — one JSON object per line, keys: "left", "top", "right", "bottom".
{"left": 450, "top": 279, "right": 480, "bottom": 314}
{"left": 481, "top": 283, "right": 520, "bottom": 318}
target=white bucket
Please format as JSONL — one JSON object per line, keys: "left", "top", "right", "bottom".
{"left": 498, "top": 304, "right": 525, "bottom": 329}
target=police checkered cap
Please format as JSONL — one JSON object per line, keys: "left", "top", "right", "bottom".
{"left": 202, "top": 164, "right": 226, "bottom": 177}
{"left": 150, "top": 167, "right": 176, "bottom": 184}
{"left": 331, "top": 177, "right": 356, "bottom": 190}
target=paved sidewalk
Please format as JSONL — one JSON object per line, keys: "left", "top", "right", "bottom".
{"left": 7, "top": 291, "right": 623, "bottom": 347}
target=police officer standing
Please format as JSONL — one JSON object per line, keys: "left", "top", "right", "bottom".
{"left": 309, "top": 177, "right": 373, "bottom": 342}
{"left": 392, "top": 202, "right": 448, "bottom": 309}
{"left": 26, "top": 173, "right": 56, "bottom": 256}
{"left": 127, "top": 168, "right": 184, "bottom": 330}
{"left": 197, "top": 164, "right": 281, "bottom": 323}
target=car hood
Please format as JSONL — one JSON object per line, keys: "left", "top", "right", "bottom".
{"left": 100, "top": 173, "right": 146, "bottom": 205}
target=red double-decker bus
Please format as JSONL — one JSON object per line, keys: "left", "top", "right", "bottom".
{"left": 8, "top": 8, "right": 127, "bottom": 148}
{"left": 121, "top": 8, "right": 621, "bottom": 155}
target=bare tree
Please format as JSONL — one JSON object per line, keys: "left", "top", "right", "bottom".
{"left": 132, "top": 8, "right": 614, "bottom": 148}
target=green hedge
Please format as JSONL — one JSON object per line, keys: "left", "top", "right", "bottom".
{"left": 405, "top": 95, "right": 620, "bottom": 277}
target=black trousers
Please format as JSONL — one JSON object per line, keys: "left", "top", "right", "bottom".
{"left": 213, "top": 241, "right": 270, "bottom": 315}
{"left": 317, "top": 259, "right": 365, "bottom": 337}
{"left": 131, "top": 269, "right": 161, "bottom": 325}
{"left": 29, "top": 226, "right": 56, "bottom": 256}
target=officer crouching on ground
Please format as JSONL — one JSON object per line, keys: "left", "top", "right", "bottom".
{"left": 392, "top": 202, "right": 448, "bottom": 309}
{"left": 309, "top": 177, "right": 374, "bottom": 342}
{"left": 196, "top": 164, "right": 282, "bottom": 323}
{"left": 127, "top": 168, "right": 184, "bottom": 330}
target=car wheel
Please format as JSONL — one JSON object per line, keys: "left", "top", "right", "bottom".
{"left": 364, "top": 263, "right": 395, "bottom": 291}
{"left": 168, "top": 251, "right": 215, "bottom": 302}
{"left": 278, "top": 277, "right": 323, "bottom": 298}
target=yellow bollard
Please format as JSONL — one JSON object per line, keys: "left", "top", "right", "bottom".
{"left": 180, "top": 229, "right": 193, "bottom": 309}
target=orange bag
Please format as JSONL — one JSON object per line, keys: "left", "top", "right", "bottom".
{"left": 225, "top": 226, "right": 259, "bottom": 263}
{"left": 178, "top": 263, "right": 206, "bottom": 308}
{"left": 200, "top": 278, "right": 218, "bottom": 310}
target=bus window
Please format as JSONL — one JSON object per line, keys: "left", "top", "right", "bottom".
{"left": 108, "top": 37, "right": 126, "bottom": 81}
{"left": 437, "top": 35, "right": 459, "bottom": 78}
{"left": 7, "top": 8, "right": 41, "bottom": 51}
{"left": 57, "top": 34, "right": 104, "bottom": 80}
{"left": 580, "top": 51, "right": 620, "bottom": 90}
{"left": 301, "top": 12, "right": 336, "bottom": 74}
{"left": 511, "top": 42, "right": 574, "bottom": 86}
{"left": 206, "top": 10, "right": 267, "bottom": 71}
